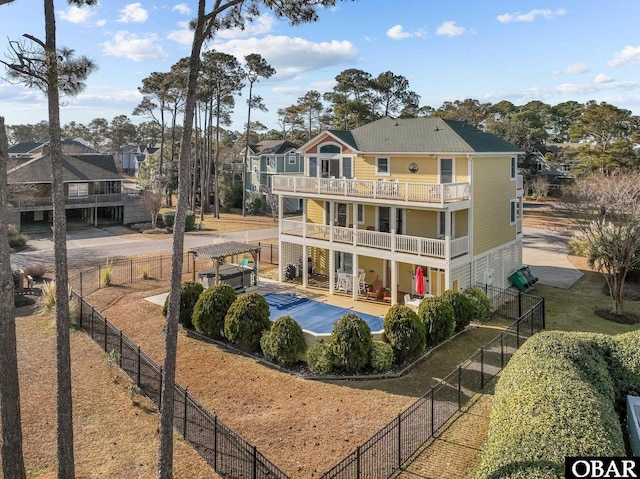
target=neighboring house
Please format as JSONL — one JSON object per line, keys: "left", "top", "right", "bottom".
{"left": 244, "top": 140, "right": 304, "bottom": 213}
{"left": 7, "top": 150, "right": 147, "bottom": 231}
{"left": 133, "top": 145, "right": 160, "bottom": 178}
{"left": 8, "top": 139, "right": 95, "bottom": 161}
{"left": 533, "top": 143, "right": 580, "bottom": 183}
{"left": 272, "top": 116, "right": 525, "bottom": 305}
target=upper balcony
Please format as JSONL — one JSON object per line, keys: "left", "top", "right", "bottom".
{"left": 8, "top": 191, "right": 141, "bottom": 210}
{"left": 273, "top": 176, "right": 470, "bottom": 207}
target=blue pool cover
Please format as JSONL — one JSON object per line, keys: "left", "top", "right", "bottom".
{"left": 264, "top": 293, "right": 384, "bottom": 334}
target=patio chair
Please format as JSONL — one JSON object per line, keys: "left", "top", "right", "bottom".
{"left": 366, "top": 279, "right": 384, "bottom": 300}
{"left": 336, "top": 272, "right": 350, "bottom": 292}
{"left": 241, "top": 257, "right": 249, "bottom": 267}
{"left": 404, "top": 293, "right": 411, "bottom": 305}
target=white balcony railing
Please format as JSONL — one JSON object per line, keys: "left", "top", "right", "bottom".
{"left": 8, "top": 191, "right": 140, "bottom": 209}
{"left": 281, "top": 219, "right": 469, "bottom": 259}
{"left": 272, "top": 176, "right": 470, "bottom": 205}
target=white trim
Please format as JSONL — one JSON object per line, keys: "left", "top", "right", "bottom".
{"left": 376, "top": 157, "right": 390, "bottom": 176}
{"left": 287, "top": 155, "right": 297, "bottom": 165}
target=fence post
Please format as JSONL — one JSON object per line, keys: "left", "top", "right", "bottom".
{"left": 119, "top": 330, "right": 123, "bottom": 367}
{"left": 79, "top": 296, "right": 83, "bottom": 328}
{"left": 99, "top": 264, "right": 101, "bottom": 288}
{"left": 183, "top": 388, "right": 188, "bottom": 438}
{"left": 480, "top": 347, "right": 485, "bottom": 389}
{"left": 270, "top": 243, "right": 273, "bottom": 263}
{"left": 397, "top": 413, "right": 402, "bottom": 468}
{"left": 79, "top": 271, "right": 83, "bottom": 298}
{"left": 500, "top": 334, "right": 505, "bottom": 369}
{"left": 430, "top": 386, "right": 435, "bottom": 437}
{"left": 542, "top": 298, "right": 546, "bottom": 330}
{"left": 530, "top": 310, "right": 534, "bottom": 336}
{"left": 516, "top": 321, "right": 521, "bottom": 348}
{"left": 457, "top": 365, "right": 462, "bottom": 410}
{"left": 130, "top": 259, "right": 133, "bottom": 284}
{"left": 252, "top": 445, "right": 257, "bottom": 479}
{"left": 356, "top": 445, "right": 361, "bottom": 478}
{"left": 160, "top": 256, "right": 163, "bottom": 278}
{"left": 518, "top": 292, "right": 522, "bottom": 318}
{"left": 104, "top": 318, "right": 108, "bottom": 351}
{"left": 213, "top": 416, "right": 218, "bottom": 472}
{"left": 90, "top": 306, "right": 95, "bottom": 338}
{"left": 137, "top": 346, "right": 141, "bottom": 387}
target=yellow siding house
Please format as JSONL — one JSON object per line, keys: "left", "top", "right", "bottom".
{"left": 272, "top": 117, "right": 524, "bottom": 305}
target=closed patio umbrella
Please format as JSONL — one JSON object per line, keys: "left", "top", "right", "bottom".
{"left": 415, "top": 267, "right": 425, "bottom": 296}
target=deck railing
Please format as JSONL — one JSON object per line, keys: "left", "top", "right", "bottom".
{"left": 272, "top": 176, "right": 470, "bottom": 205}
{"left": 281, "top": 219, "right": 469, "bottom": 259}
{"left": 9, "top": 190, "right": 140, "bottom": 208}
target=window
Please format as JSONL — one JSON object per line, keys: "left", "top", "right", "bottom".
{"left": 440, "top": 158, "right": 453, "bottom": 184}
{"left": 510, "top": 199, "right": 516, "bottom": 224}
{"left": 68, "top": 183, "right": 88, "bottom": 197}
{"left": 309, "top": 157, "right": 318, "bottom": 177}
{"left": 342, "top": 157, "right": 352, "bottom": 178}
{"left": 376, "top": 157, "right": 390, "bottom": 176}
{"left": 357, "top": 204, "right": 364, "bottom": 224}
{"left": 438, "top": 211, "right": 446, "bottom": 237}
{"left": 510, "top": 157, "right": 517, "bottom": 180}
{"left": 288, "top": 154, "right": 297, "bottom": 165}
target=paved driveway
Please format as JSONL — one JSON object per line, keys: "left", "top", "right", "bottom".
{"left": 523, "top": 226, "right": 583, "bottom": 289}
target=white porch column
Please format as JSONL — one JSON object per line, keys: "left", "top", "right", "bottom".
{"left": 278, "top": 195, "right": 284, "bottom": 282}
{"left": 444, "top": 209, "right": 452, "bottom": 291}
{"left": 391, "top": 259, "right": 398, "bottom": 305}
{"left": 352, "top": 254, "right": 359, "bottom": 301}
{"left": 390, "top": 207, "right": 397, "bottom": 255}
{"left": 302, "top": 198, "right": 307, "bottom": 240}
{"left": 329, "top": 247, "right": 335, "bottom": 295}
{"left": 302, "top": 245, "right": 308, "bottom": 289}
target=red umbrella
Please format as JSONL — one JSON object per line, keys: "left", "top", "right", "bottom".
{"left": 415, "top": 267, "right": 425, "bottom": 296}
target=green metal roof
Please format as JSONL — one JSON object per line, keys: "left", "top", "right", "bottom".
{"left": 331, "top": 117, "right": 523, "bottom": 154}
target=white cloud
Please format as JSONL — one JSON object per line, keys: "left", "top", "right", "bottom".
{"left": 436, "top": 21, "right": 465, "bottom": 37}
{"left": 59, "top": 4, "right": 96, "bottom": 24}
{"left": 167, "top": 21, "right": 193, "bottom": 45}
{"left": 101, "top": 32, "right": 168, "bottom": 62}
{"left": 217, "top": 15, "right": 275, "bottom": 39}
{"left": 215, "top": 35, "right": 358, "bottom": 79}
{"left": 555, "top": 62, "right": 589, "bottom": 75}
{"left": 96, "top": 19, "right": 107, "bottom": 27}
{"left": 609, "top": 45, "right": 640, "bottom": 67}
{"left": 172, "top": 3, "right": 191, "bottom": 15}
{"left": 386, "top": 24, "right": 425, "bottom": 41}
{"left": 594, "top": 73, "right": 614, "bottom": 84}
{"left": 497, "top": 9, "right": 567, "bottom": 23}
{"left": 118, "top": 3, "right": 148, "bottom": 23}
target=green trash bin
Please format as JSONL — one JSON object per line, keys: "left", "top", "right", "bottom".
{"left": 509, "top": 270, "right": 529, "bottom": 292}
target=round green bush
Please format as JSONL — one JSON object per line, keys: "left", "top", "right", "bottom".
{"left": 464, "top": 286, "right": 493, "bottom": 322}
{"left": 185, "top": 210, "right": 196, "bottom": 231}
{"left": 307, "top": 341, "right": 334, "bottom": 375}
{"left": 224, "top": 292, "right": 271, "bottom": 351}
{"left": 383, "top": 304, "right": 426, "bottom": 363}
{"left": 417, "top": 296, "right": 455, "bottom": 346}
{"left": 441, "top": 290, "right": 474, "bottom": 332}
{"left": 163, "top": 211, "right": 175, "bottom": 228}
{"left": 260, "top": 315, "right": 306, "bottom": 366}
{"left": 330, "top": 312, "right": 372, "bottom": 373}
{"left": 163, "top": 281, "right": 204, "bottom": 328}
{"left": 369, "top": 340, "right": 394, "bottom": 373}
{"left": 192, "top": 283, "right": 237, "bottom": 338}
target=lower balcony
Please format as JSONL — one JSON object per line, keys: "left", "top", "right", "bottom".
{"left": 281, "top": 219, "right": 469, "bottom": 260}
{"left": 8, "top": 191, "right": 140, "bottom": 209}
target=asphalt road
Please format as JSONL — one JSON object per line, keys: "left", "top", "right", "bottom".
{"left": 10, "top": 226, "right": 279, "bottom": 270}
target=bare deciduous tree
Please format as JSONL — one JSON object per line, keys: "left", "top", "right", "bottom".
{"left": 140, "top": 189, "right": 163, "bottom": 228}
{"left": 564, "top": 170, "right": 640, "bottom": 315}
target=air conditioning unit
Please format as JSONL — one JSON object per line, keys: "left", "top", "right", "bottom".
{"left": 627, "top": 395, "right": 640, "bottom": 455}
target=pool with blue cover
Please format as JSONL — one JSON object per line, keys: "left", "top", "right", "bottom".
{"left": 264, "top": 292, "right": 384, "bottom": 334}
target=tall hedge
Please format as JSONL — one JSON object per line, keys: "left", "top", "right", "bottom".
{"left": 260, "top": 315, "right": 306, "bottom": 366}
{"left": 417, "top": 296, "right": 455, "bottom": 346}
{"left": 162, "top": 281, "right": 204, "bottom": 328}
{"left": 331, "top": 312, "right": 372, "bottom": 373}
{"left": 383, "top": 304, "right": 426, "bottom": 363}
{"left": 464, "top": 286, "right": 492, "bottom": 322}
{"left": 441, "top": 290, "right": 474, "bottom": 332}
{"left": 474, "top": 331, "right": 626, "bottom": 479}
{"left": 224, "top": 292, "right": 271, "bottom": 351}
{"left": 192, "top": 283, "right": 237, "bottom": 338}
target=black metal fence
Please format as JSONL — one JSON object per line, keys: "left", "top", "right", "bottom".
{"left": 255, "top": 241, "right": 278, "bottom": 265}
{"left": 71, "top": 292, "right": 288, "bottom": 479}
{"left": 320, "top": 286, "right": 545, "bottom": 479}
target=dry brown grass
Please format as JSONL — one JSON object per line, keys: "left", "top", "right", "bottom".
{"left": 522, "top": 199, "right": 575, "bottom": 233}
{"left": 12, "top": 307, "right": 218, "bottom": 479}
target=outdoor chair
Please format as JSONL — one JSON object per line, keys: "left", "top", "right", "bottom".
{"left": 367, "top": 279, "right": 385, "bottom": 300}
{"left": 358, "top": 271, "right": 367, "bottom": 294}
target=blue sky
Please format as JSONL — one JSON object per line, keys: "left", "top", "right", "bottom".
{"left": 1, "top": 0, "right": 639, "bottom": 133}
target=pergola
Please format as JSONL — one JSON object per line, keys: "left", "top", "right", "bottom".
{"left": 188, "top": 241, "right": 261, "bottom": 287}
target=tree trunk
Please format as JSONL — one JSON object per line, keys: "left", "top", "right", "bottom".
{"left": 157, "top": 2, "right": 206, "bottom": 477}
{"left": 242, "top": 82, "right": 253, "bottom": 217}
{"left": 214, "top": 96, "right": 222, "bottom": 219}
{"left": 0, "top": 117, "right": 26, "bottom": 479}
{"left": 45, "top": 1, "right": 75, "bottom": 478}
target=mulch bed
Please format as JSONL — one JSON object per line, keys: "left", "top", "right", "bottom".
{"left": 595, "top": 309, "right": 640, "bottom": 325}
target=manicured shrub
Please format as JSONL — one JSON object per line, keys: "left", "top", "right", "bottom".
{"left": 417, "top": 296, "right": 455, "bottom": 346}
{"left": 163, "top": 211, "right": 175, "bottom": 228}
{"left": 185, "top": 210, "right": 196, "bottom": 230}
{"left": 383, "top": 304, "right": 426, "bottom": 363}
{"left": 260, "top": 315, "right": 306, "bottom": 366}
{"left": 307, "top": 342, "right": 333, "bottom": 375}
{"left": 23, "top": 265, "right": 47, "bottom": 280}
{"left": 464, "top": 286, "right": 492, "bottom": 322}
{"left": 8, "top": 233, "right": 28, "bottom": 249}
{"left": 441, "top": 290, "right": 474, "bottom": 332}
{"left": 474, "top": 332, "right": 625, "bottom": 479}
{"left": 192, "top": 283, "right": 237, "bottom": 338}
{"left": 224, "top": 292, "right": 271, "bottom": 351}
{"left": 369, "top": 340, "right": 394, "bottom": 373}
{"left": 163, "top": 281, "right": 204, "bottom": 328}
{"left": 567, "top": 235, "right": 589, "bottom": 257}
{"left": 330, "top": 312, "right": 372, "bottom": 373}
